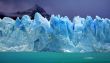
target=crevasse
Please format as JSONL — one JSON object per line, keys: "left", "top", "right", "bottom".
{"left": 0, "top": 13, "right": 110, "bottom": 52}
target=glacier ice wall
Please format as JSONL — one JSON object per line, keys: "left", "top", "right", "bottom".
{"left": 0, "top": 13, "right": 110, "bottom": 52}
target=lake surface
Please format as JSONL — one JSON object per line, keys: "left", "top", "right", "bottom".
{"left": 0, "top": 52, "right": 110, "bottom": 63}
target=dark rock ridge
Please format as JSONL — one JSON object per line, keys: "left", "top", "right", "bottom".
{"left": 0, "top": 4, "right": 50, "bottom": 20}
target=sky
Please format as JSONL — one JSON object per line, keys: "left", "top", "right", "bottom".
{"left": 0, "top": 0, "right": 110, "bottom": 19}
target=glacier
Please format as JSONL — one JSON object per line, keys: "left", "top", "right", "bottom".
{"left": 0, "top": 12, "right": 110, "bottom": 52}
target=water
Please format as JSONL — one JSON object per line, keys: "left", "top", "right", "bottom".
{"left": 0, "top": 52, "right": 110, "bottom": 63}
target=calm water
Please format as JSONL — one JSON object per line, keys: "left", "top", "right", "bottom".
{"left": 0, "top": 52, "right": 110, "bottom": 63}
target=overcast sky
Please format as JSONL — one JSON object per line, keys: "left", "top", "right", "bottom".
{"left": 0, "top": 0, "right": 110, "bottom": 19}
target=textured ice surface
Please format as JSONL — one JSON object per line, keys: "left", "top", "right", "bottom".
{"left": 0, "top": 13, "right": 110, "bottom": 52}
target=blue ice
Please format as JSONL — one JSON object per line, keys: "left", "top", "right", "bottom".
{"left": 0, "top": 13, "right": 110, "bottom": 52}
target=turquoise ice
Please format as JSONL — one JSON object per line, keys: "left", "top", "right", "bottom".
{"left": 0, "top": 13, "right": 110, "bottom": 52}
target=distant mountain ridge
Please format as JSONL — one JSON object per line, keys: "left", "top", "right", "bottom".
{"left": 0, "top": 4, "right": 50, "bottom": 20}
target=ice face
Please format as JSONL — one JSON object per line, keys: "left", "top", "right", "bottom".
{"left": 0, "top": 13, "right": 110, "bottom": 52}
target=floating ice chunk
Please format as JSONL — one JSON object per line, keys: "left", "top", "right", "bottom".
{"left": 62, "top": 49, "right": 72, "bottom": 53}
